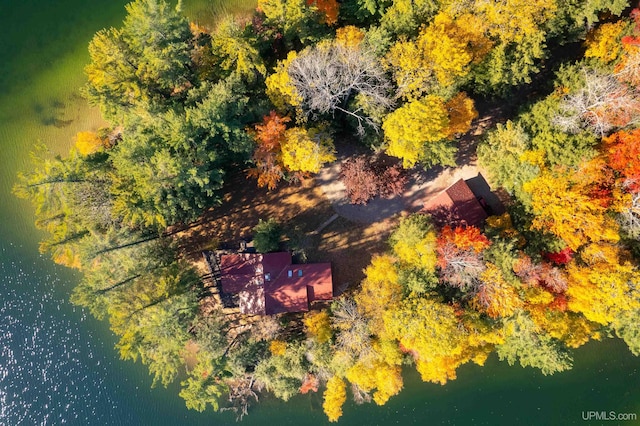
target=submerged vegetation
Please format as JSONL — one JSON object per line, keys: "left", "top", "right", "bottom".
{"left": 14, "top": 0, "right": 640, "bottom": 422}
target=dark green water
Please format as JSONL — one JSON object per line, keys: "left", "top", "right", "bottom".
{"left": 0, "top": 1, "right": 638, "bottom": 425}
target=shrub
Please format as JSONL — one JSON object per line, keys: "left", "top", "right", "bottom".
{"left": 253, "top": 218, "right": 282, "bottom": 253}
{"left": 340, "top": 155, "right": 408, "bottom": 204}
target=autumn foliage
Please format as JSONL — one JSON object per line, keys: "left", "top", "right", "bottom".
{"left": 585, "top": 21, "right": 629, "bottom": 64}
{"left": 604, "top": 129, "right": 640, "bottom": 185}
{"left": 307, "top": 0, "right": 339, "bottom": 25}
{"left": 247, "top": 112, "right": 336, "bottom": 188}
{"left": 20, "top": 0, "right": 640, "bottom": 423}
{"left": 323, "top": 376, "right": 347, "bottom": 422}
{"left": 248, "top": 111, "right": 289, "bottom": 190}
{"left": 75, "top": 131, "right": 104, "bottom": 156}
{"left": 299, "top": 373, "right": 319, "bottom": 394}
{"left": 438, "top": 225, "right": 490, "bottom": 253}
{"left": 382, "top": 92, "right": 476, "bottom": 168}
{"left": 543, "top": 247, "right": 574, "bottom": 265}
{"left": 436, "top": 226, "right": 490, "bottom": 290}
{"left": 304, "top": 310, "right": 332, "bottom": 343}
{"left": 339, "top": 155, "right": 408, "bottom": 204}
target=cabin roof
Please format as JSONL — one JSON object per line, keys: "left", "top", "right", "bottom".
{"left": 217, "top": 252, "right": 333, "bottom": 315}
{"left": 422, "top": 178, "right": 488, "bottom": 227}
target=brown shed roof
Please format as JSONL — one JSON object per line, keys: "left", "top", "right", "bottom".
{"left": 422, "top": 179, "right": 488, "bottom": 227}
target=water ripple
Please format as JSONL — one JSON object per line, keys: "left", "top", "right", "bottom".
{"left": 0, "top": 243, "right": 118, "bottom": 426}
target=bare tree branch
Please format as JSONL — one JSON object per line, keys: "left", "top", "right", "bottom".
{"left": 553, "top": 69, "right": 640, "bottom": 137}
{"left": 287, "top": 44, "right": 394, "bottom": 134}
{"left": 619, "top": 183, "right": 640, "bottom": 239}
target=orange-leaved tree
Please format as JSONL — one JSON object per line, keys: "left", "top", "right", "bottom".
{"left": 307, "top": 0, "right": 339, "bottom": 25}
{"left": 436, "top": 225, "right": 490, "bottom": 290}
{"left": 438, "top": 225, "right": 491, "bottom": 252}
{"left": 604, "top": 129, "right": 640, "bottom": 183}
{"left": 247, "top": 111, "right": 290, "bottom": 189}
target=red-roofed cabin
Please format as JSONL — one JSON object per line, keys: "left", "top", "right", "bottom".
{"left": 422, "top": 178, "right": 488, "bottom": 228}
{"left": 217, "top": 252, "right": 333, "bottom": 315}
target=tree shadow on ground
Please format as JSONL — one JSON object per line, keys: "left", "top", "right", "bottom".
{"left": 173, "top": 167, "right": 389, "bottom": 289}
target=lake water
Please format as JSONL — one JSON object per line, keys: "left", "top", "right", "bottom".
{"left": 0, "top": 1, "right": 639, "bottom": 425}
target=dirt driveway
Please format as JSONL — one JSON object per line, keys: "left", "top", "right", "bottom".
{"left": 316, "top": 114, "right": 500, "bottom": 223}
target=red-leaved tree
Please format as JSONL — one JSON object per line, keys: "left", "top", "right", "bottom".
{"left": 340, "top": 155, "right": 408, "bottom": 205}
{"left": 543, "top": 247, "right": 574, "bottom": 265}
{"left": 378, "top": 163, "right": 408, "bottom": 198}
{"left": 513, "top": 255, "right": 567, "bottom": 293}
{"left": 340, "top": 156, "right": 379, "bottom": 204}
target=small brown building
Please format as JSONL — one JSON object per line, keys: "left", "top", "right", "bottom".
{"left": 218, "top": 252, "right": 333, "bottom": 315}
{"left": 422, "top": 178, "right": 489, "bottom": 228}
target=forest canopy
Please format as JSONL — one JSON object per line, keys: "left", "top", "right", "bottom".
{"left": 14, "top": 0, "right": 640, "bottom": 422}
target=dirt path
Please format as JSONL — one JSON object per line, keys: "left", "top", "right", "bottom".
{"left": 316, "top": 112, "right": 500, "bottom": 224}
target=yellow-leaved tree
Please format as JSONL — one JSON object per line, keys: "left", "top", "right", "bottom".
{"left": 382, "top": 95, "right": 455, "bottom": 168}
{"left": 348, "top": 254, "right": 405, "bottom": 404}
{"left": 344, "top": 348, "right": 403, "bottom": 406}
{"left": 304, "top": 310, "right": 333, "bottom": 343}
{"left": 475, "top": 263, "right": 522, "bottom": 319}
{"left": 385, "top": 12, "right": 491, "bottom": 99}
{"left": 585, "top": 20, "right": 630, "bottom": 64}
{"left": 75, "top": 131, "right": 104, "bottom": 156}
{"left": 528, "top": 306, "right": 600, "bottom": 349}
{"left": 269, "top": 340, "right": 288, "bottom": 356}
{"left": 335, "top": 25, "right": 365, "bottom": 48}
{"left": 265, "top": 51, "right": 302, "bottom": 111}
{"left": 389, "top": 214, "right": 438, "bottom": 271}
{"left": 523, "top": 170, "right": 620, "bottom": 251}
{"left": 383, "top": 296, "right": 461, "bottom": 384}
{"left": 566, "top": 243, "right": 640, "bottom": 325}
{"left": 280, "top": 126, "right": 336, "bottom": 173}
{"left": 445, "top": 92, "right": 478, "bottom": 138}
{"left": 355, "top": 254, "right": 402, "bottom": 331}
{"left": 472, "top": 0, "right": 556, "bottom": 43}
{"left": 323, "top": 376, "right": 347, "bottom": 422}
